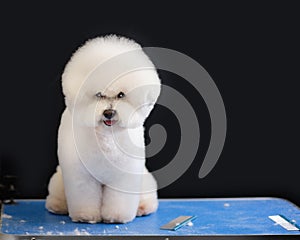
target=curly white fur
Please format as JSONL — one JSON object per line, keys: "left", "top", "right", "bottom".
{"left": 46, "top": 35, "right": 160, "bottom": 223}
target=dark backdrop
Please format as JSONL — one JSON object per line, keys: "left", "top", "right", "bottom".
{"left": 1, "top": 2, "right": 299, "bottom": 206}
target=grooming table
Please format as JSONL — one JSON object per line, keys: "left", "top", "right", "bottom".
{"left": 1, "top": 198, "right": 300, "bottom": 239}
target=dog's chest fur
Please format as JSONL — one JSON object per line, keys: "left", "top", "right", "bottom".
{"left": 96, "top": 132, "right": 117, "bottom": 153}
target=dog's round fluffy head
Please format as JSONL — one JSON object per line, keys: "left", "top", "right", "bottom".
{"left": 62, "top": 35, "right": 161, "bottom": 129}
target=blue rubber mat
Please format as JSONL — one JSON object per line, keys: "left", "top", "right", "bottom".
{"left": 1, "top": 198, "right": 300, "bottom": 237}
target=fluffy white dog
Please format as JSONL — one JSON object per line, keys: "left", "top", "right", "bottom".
{"left": 46, "top": 35, "right": 161, "bottom": 223}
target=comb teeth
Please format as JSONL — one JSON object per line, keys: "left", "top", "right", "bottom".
{"left": 160, "top": 216, "right": 197, "bottom": 231}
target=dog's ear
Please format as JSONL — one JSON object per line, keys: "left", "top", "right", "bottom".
{"left": 147, "top": 84, "right": 161, "bottom": 105}
{"left": 61, "top": 78, "right": 75, "bottom": 110}
{"left": 141, "top": 84, "right": 161, "bottom": 119}
{"left": 61, "top": 69, "right": 86, "bottom": 111}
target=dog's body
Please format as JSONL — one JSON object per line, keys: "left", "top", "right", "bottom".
{"left": 46, "top": 36, "right": 160, "bottom": 223}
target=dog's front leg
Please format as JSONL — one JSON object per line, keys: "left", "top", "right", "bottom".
{"left": 101, "top": 184, "right": 140, "bottom": 223}
{"left": 58, "top": 110, "right": 102, "bottom": 223}
{"left": 60, "top": 159, "right": 102, "bottom": 223}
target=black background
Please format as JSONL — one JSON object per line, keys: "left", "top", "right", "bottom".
{"left": 0, "top": 2, "right": 299, "bottom": 206}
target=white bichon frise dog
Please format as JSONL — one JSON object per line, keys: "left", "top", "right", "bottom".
{"left": 46, "top": 35, "right": 161, "bottom": 223}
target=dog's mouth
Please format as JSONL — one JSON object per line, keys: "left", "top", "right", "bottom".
{"left": 103, "top": 119, "right": 117, "bottom": 126}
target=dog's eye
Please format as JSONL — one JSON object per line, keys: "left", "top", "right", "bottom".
{"left": 117, "top": 92, "right": 125, "bottom": 99}
{"left": 95, "top": 92, "right": 103, "bottom": 98}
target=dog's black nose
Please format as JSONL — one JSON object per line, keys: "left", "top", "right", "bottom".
{"left": 103, "top": 109, "right": 116, "bottom": 119}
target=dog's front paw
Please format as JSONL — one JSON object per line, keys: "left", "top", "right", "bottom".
{"left": 70, "top": 209, "right": 101, "bottom": 224}
{"left": 137, "top": 195, "right": 158, "bottom": 216}
{"left": 101, "top": 206, "right": 135, "bottom": 223}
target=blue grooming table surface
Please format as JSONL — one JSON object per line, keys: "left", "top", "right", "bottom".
{"left": 1, "top": 198, "right": 300, "bottom": 239}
